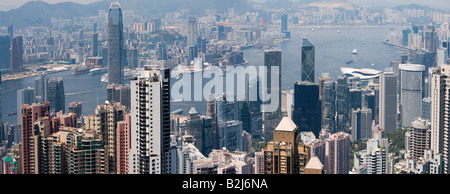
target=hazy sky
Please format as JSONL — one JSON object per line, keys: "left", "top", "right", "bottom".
{"left": 0, "top": 0, "right": 448, "bottom": 11}
{"left": 0, "top": 0, "right": 100, "bottom": 11}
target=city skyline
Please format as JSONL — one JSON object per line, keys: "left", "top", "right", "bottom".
{"left": 1, "top": 0, "right": 450, "bottom": 178}
{"left": 1, "top": 0, "right": 449, "bottom": 12}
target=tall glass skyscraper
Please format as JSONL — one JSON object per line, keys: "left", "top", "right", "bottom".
{"left": 108, "top": 2, "right": 124, "bottom": 85}
{"left": 0, "top": 35, "right": 11, "bottom": 70}
{"left": 292, "top": 81, "right": 321, "bottom": 138}
{"left": 48, "top": 77, "right": 65, "bottom": 114}
{"left": 301, "top": 38, "right": 315, "bottom": 83}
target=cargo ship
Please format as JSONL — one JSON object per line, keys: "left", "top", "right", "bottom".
{"left": 71, "top": 68, "right": 91, "bottom": 75}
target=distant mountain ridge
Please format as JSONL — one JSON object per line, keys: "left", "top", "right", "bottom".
{"left": 0, "top": 0, "right": 447, "bottom": 27}
{"left": 0, "top": 0, "right": 254, "bottom": 27}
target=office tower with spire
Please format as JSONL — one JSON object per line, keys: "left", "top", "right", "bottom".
{"left": 47, "top": 77, "right": 65, "bottom": 113}
{"left": 424, "top": 20, "right": 437, "bottom": 53}
{"left": 379, "top": 72, "right": 398, "bottom": 134}
{"left": 292, "top": 81, "right": 321, "bottom": 138}
{"left": 301, "top": 38, "right": 315, "bottom": 83}
{"left": 129, "top": 67, "right": 171, "bottom": 174}
{"left": 108, "top": 2, "right": 124, "bottom": 85}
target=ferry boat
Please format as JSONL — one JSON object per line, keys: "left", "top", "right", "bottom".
{"left": 89, "top": 68, "right": 108, "bottom": 75}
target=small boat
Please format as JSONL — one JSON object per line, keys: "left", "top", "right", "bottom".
{"left": 353, "top": 49, "right": 358, "bottom": 55}
{"left": 311, "top": 28, "right": 315, "bottom": 31}
{"left": 8, "top": 112, "right": 17, "bottom": 116}
{"left": 346, "top": 60, "right": 355, "bottom": 64}
{"left": 337, "top": 30, "right": 341, "bottom": 33}
{"left": 101, "top": 74, "right": 108, "bottom": 83}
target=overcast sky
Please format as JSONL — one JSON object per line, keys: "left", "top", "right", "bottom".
{"left": 0, "top": 0, "right": 449, "bottom": 11}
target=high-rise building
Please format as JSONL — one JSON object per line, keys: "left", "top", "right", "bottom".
{"left": 399, "top": 64, "right": 425, "bottom": 127}
{"left": 68, "top": 102, "right": 82, "bottom": 119}
{"left": 84, "top": 102, "right": 126, "bottom": 174}
{"left": 158, "top": 43, "right": 167, "bottom": 60}
{"left": 20, "top": 102, "right": 50, "bottom": 174}
{"left": 48, "top": 127, "right": 107, "bottom": 174}
{"left": 301, "top": 38, "right": 315, "bottom": 83}
{"left": 281, "top": 14, "right": 288, "bottom": 33}
{"left": 7, "top": 25, "right": 13, "bottom": 39}
{"left": 92, "top": 33, "right": 99, "bottom": 57}
{"left": 17, "top": 87, "right": 35, "bottom": 123}
{"left": 379, "top": 72, "right": 398, "bottom": 134}
{"left": 292, "top": 81, "right": 321, "bottom": 137}
{"left": 215, "top": 95, "right": 243, "bottom": 152}
{"left": 322, "top": 80, "right": 336, "bottom": 132}
{"left": 35, "top": 73, "right": 48, "bottom": 103}
{"left": 0, "top": 35, "right": 10, "bottom": 70}
{"left": 11, "top": 36, "right": 23, "bottom": 70}
{"left": 319, "top": 73, "right": 332, "bottom": 109}
{"left": 324, "top": 132, "right": 351, "bottom": 174}
{"left": 107, "top": 84, "right": 131, "bottom": 109}
{"left": 47, "top": 77, "right": 65, "bottom": 113}
{"left": 406, "top": 118, "right": 431, "bottom": 159}
{"left": 129, "top": 67, "right": 171, "bottom": 174}
{"left": 430, "top": 64, "right": 450, "bottom": 173}
{"left": 107, "top": 2, "right": 124, "bottom": 85}
{"left": 353, "top": 138, "right": 389, "bottom": 174}
{"left": 217, "top": 25, "right": 225, "bottom": 41}
{"left": 351, "top": 108, "right": 372, "bottom": 141}
{"left": 184, "top": 107, "right": 213, "bottom": 156}
{"left": 263, "top": 50, "right": 282, "bottom": 142}
{"left": 254, "top": 151, "right": 264, "bottom": 174}
{"left": 424, "top": 21, "right": 437, "bottom": 53}
{"left": 127, "top": 48, "right": 138, "bottom": 69}
{"left": 263, "top": 116, "right": 310, "bottom": 174}
{"left": 336, "top": 75, "right": 350, "bottom": 133}
{"left": 116, "top": 113, "right": 131, "bottom": 174}
{"left": 170, "top": 134, "right": 206, "bottom": 174}
{"left": 2, "top": 155, "right": 18, "bottom": 174}
{"left": 187, "top": 16, "right": 198, "bottom": 47}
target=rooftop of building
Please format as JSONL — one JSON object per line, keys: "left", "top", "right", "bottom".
{"left": 305, "top": 156, "right": 323, "bottom": 170}
{"left": 275, "top": 116, "right": 297, "bottom": 132}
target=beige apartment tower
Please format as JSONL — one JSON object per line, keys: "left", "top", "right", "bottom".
{"left": 263, "top": 116, "right": 310, "bottom": 174}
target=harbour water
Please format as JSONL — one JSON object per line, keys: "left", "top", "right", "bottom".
{"left": 2, "top": 25, "right": 406, "bottom": 124}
